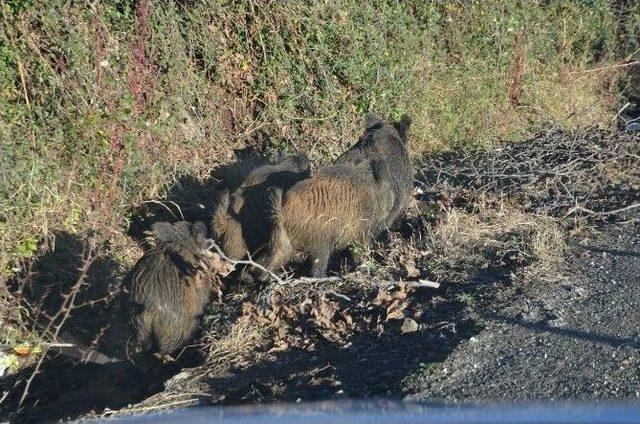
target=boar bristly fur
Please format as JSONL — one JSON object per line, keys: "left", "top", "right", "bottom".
{"left": 337, "top": 112, "right": 413, "bottom": 227}
{"left": 125, "top": 221, "right": 214, "bottom": 355}
{"left": 211, "top": 153, "right": 310, "bottom": 259}
{"left": 267, "top": 159, "right": 394, "bottom": 278}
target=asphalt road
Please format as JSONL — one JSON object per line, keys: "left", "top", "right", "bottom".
{"left": 408, "top": 218, "right": 640, "bottom": 401}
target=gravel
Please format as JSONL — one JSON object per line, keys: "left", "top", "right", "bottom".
{"left": 407, "top": 219, "right": 640, "bottom": 401}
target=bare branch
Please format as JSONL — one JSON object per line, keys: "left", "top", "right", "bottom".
{"left": 138, "top": 199, "right": 185, "bottom": 221}
{"left": 564, "top": 202, "right": 640, "bottom": 218}
{"left": 205, "top": 239, "right": 287, "bottom": 285}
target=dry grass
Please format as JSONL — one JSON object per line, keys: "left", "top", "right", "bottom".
{"left": 201, "top": 311, "right": 273, "bottom": 375}
{"left": 429, "top": 203, "right": 566, "bottom": 282}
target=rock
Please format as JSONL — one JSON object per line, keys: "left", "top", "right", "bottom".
{"left": 401, "top": 318, "right": 419, "bottom": 333}
{"left": 546, "top": 317, "right": 567, "bottom": 328}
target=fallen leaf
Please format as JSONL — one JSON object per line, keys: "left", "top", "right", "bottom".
{"left": 403, "top": 257, "right": 420, "bottom": 278}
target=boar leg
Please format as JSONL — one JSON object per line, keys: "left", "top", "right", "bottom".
{"left": 309, "top": 244, "right": 331, "bottom": 278}
{"left": 133, "top": 313, "right": 154, "bottom": 353}
{"left": 262, "top": 223, "right": 294, "bottom": 280}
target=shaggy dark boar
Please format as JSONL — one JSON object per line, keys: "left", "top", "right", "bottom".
{"left": 211, "top": 153, "right": 310, "bottom": 259}
{"left": 124, "top": 221, "right": 216, "bottom": 355}
{"left": 266, "top": 159, "right": 394, "bottom": 278}
{"left": 337, "top": 112, "right": 413, "bottom": 227}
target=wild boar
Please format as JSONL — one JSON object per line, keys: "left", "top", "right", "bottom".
{"left": 337, "top": 112, "right": 413, "bottom": 227}
{"left": 211, "top": 153, "right": 310, "bottom": 260}
{"left": 124, "top": 221, "right": 216, "bottom": 355}
{"left": 266, "top": 159, "right": 394, "bottom": 278}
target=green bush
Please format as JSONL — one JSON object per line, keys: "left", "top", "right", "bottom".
{"left": 1, "top": 0, "right": 638, "bottom": 305}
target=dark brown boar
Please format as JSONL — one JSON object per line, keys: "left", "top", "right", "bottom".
{"left": 211, "top": 153, "right": 310, "bottom": 260}
{"left": 124, "top": 221, "right": 216, "bottom": 355}
{"left": 337, "top": 112, "right": 413, "bottom": 227}
{"left": 266, "top": 159, "right": 394, "bottom": 278}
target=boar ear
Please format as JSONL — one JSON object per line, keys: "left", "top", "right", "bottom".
{"left": 393, "top": 114, "right": 411, "bottom": 144}
{"left": 370, "top": 159, "right": 390, "bottom": 183}
{"left": 289, "top": 153, "right": 310, "bottom": 172}
{"left": 364, "top": 111, "right": 383, "bottom": 130}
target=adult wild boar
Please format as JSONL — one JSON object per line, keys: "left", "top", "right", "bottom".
{"left": 211, "top": 153, "right": 310, "bottom": 260}
{"left": 337, "top": 112, "right": 413, "bottom": 227}
{"left": 266, "top": 159, "right": 394, "bottom": 278}
{"left": 124, "top": 221, "right": 218, "bottom": 356}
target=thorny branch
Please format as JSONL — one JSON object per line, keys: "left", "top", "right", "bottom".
{"left": 420, "top": 127, "right": 640, "bottom": 221}
{"left": 16, "top": 236, "right": 116, "bottom": 406}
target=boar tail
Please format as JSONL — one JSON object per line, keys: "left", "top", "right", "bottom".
{"left": 269, "top": 187, "right": 284, "bottom": 218}
{"left": 217, "top": 189, "right": 230, "bottom": 214}
{"left": 257, "top": 187, "right": 293, "bottom": 280}
{"left": 211, "top": 190, "right": 230, "bottom": 233}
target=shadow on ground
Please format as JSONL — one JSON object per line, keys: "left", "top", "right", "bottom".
{"left": 196, "top": 263, "right": 510, "bottom": 406}
{"left": 127, "top": 148, "right": 266, "bottom": 249}
{"left": 484, "top": 312, "right": 640, "bottom": 350}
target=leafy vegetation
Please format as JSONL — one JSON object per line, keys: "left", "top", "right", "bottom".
{"left": 1, "top": 0, "right": 638, "bottom": 343}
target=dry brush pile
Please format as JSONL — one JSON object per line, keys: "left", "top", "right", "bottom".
{"left": 420, "top": 127, "right": 640, "bottom": 221}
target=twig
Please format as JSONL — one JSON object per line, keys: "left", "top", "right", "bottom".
{"left": 139, "top": 199, "right": 185, "bottom": 221}
{"left": 568, "top": 60, "right": 640, "bottom": 75}
{"left": 297, "top": 276, "right": 343, "bottom": 284}
{"left": 102, "top": 397, "right": 202, "bottom": 416}
{"left": 205, "top": 239, "right": 286, "bottom": 285}
{"left": 611, "top": 102, "right": 631, "bottom": 123}
{"left": 325, "top": 290, "right": 351, "bottom": 302}
{"left": 205, "top": 240, "right": 442, "bottom": 294}
{"left": 376, "top": 279, "right": 441, "bottom": 289}
{"left": 44, "top": 343, "right": 75, "bottom": 348}
{"left": 415, "top": 279, "right": 441, "bottom": 288}
{"left": 564, "top": 202, "right": 640, "bottom": 217}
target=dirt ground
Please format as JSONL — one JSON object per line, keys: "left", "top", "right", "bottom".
{"left": 407, "top": 218, "right": 640, "bottom": 401}
{"left": 1, "top": 128, "right": 639, "bottom": 422}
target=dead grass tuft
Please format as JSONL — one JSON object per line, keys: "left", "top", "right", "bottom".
{"left": 428, "top": 203, "right": 566, "bottom": 282}
{"left": 202, "top": 310, "right": 273, "bottom": 375}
